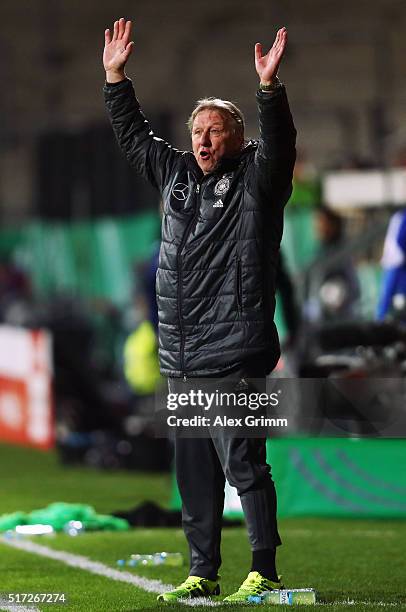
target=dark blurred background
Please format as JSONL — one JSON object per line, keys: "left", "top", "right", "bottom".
{"left": 1, "top": 0, "right": 406, "bottom": 223}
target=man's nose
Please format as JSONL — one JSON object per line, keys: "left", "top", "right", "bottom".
{"left": 200, "top": 131, "right": 211, "bottom": 146}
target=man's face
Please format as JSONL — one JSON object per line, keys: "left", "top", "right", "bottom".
{"left": 191, "top": 109, "right": 243, "bottom": 174}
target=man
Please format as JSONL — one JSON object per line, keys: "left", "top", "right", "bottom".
{"left": 377, "top": 208, "right": 406, "bottom": 321}
{"left": 103, "top": 18, "right": 296, "bottom": 603}
{"left": 303, "top": 205, "right": 360, "bottom": 326}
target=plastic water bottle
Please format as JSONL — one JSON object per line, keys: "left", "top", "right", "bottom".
{"left": 63, "top": 520, "right": 85, "bottom": 537}
{"left": 248, "top": 588, "right": 316, "bottom": 605}
{"left": 117, "top": 552, "right": 183, "bottom": 568}
{"left": 15, "top": 524, "right": 55, "bottom": 537}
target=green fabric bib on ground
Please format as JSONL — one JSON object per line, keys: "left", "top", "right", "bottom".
{"left": 0, "top": 502, "right": 129, "bottom": 532}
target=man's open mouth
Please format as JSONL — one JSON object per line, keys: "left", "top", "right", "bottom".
{"left": 200, "top": 151, "right": 210, "bottom": 160}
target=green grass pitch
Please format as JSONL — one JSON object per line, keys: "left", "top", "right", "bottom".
{"left": 0, "top": 442, "right": 405, "bottom": 611}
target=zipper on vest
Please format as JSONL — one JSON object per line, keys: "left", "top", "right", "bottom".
{"left": 236, "top": 257, "right": 242, "bottom": 314}
{"left": 177, "top": 179, "right": 203, "bottom": 377}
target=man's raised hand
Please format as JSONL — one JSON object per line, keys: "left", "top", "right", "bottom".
{"left": 103, "top": 18, "right": 134, "bottom": 82}
{"left": 255, "top": 27, "right": 287, "bottom": 86}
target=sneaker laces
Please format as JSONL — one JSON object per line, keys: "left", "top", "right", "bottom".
{"left": 236, "top": 574, "right": 272, "bottom": 596}
{"left": 178, "top": 576, "right": 207, "bottom": 592}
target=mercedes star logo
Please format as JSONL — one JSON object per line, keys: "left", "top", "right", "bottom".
{"left": 172, "top": 183, "right": 189, "bottom": 201}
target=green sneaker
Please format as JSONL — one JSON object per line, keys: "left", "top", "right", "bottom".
{"left": 223, "top": 571, "right": 282, "bottom": 604}
{"left": 157, "top": 575, "right": 220, "bottom": 602}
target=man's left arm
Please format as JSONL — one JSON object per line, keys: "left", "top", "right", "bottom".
{"left": 253, "top": 29, "right": 297, "bottom": 204}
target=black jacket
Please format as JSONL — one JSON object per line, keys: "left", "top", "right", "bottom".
{"left": 104, "top": 79, "right": 296, "bottom": 377}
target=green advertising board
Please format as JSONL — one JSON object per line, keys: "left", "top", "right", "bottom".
{"left": 171, "top": 438, "right": 406, "bottom": 518}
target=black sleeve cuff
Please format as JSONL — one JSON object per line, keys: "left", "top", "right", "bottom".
{"left": 104, "top": 77, "right": 132, "bottom": 89}
{"left": 256, "top": 85, "right": 285, "bottom": 101}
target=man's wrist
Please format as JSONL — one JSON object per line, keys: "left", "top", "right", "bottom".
{"left": 259, "top": 76, "right": 282, "bottom": 92}
{"left": 105, "top": 69, "right": 127, "bottom": 84}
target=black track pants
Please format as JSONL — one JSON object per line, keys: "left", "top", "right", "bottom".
{"left": 169, "top": 362, "right": 281, "bottom": 579}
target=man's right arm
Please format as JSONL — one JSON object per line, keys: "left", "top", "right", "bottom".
{"left": 103, "top": 18, "right": 180, "bottom": 191}
{"left": 104, "top": 77, "right": 179, "bottom": 190}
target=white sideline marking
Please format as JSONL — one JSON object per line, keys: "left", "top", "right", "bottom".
{"left": 0, "top": 601, "right": 40, "bottom": 612}
{"left": 1, "top": 538, "right": 222, "bottom": 607}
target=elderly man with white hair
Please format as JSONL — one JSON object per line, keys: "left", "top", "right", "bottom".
{"left": 103, "top": 18, "right": 296, "bottom": 603}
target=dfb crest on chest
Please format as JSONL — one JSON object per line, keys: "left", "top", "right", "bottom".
{"left": 214, "top": 176, "right": 231, "bottom": 197}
